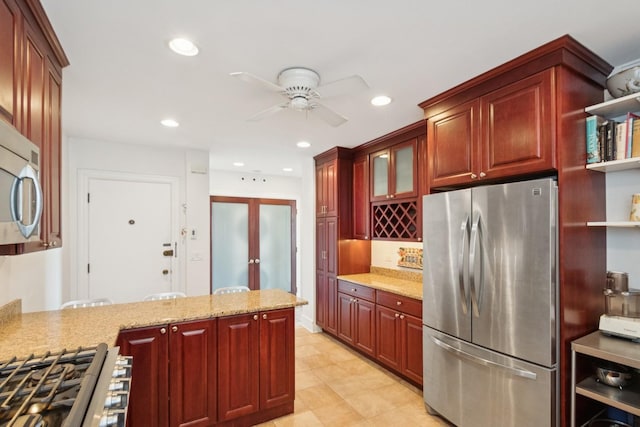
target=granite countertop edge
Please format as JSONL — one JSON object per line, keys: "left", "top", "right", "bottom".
{"left": 0, "top": 289, "right": 307, "bottom": 360}
{"left": 337, "top": 273, "right": 423, "bottom": 301}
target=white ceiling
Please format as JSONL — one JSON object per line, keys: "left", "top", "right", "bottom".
{"left": 40, "top": 0, "right": 640, "bottom": 177}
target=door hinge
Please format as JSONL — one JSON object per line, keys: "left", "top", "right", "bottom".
{"left": 87, "top": 263, "right": 90, "bottom": 273}
{"left": 87, "top": 193, "right": 90, "bottom": 203}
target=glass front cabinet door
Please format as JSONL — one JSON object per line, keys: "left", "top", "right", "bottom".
{"left": 370, "top": 139, "right": 417, "bottom": 202}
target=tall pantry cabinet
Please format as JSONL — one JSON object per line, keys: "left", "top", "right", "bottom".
{"left": 315, "top": 148, "right": 370, "bottom": 335}
{"left": 419, "top": 35, "right": 612, "bottom": 426}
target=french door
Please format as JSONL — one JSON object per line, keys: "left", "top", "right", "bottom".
{"left": 210, "top": 196, "right": 296, "bottom": 294}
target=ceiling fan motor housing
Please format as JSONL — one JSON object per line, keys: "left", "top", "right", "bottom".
{"left": 278, "top": 67, "right": 320, "bottom": 102}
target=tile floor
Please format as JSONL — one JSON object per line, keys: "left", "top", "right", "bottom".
{"left": 256, "top": 326, "right": 452, "bottom": 427}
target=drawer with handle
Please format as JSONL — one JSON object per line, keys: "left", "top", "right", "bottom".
{"left": 376, "top": 290, "right": 422, "bottom": 318}
{"left": 337, "top": 280, "right": 376, "bottom": 301}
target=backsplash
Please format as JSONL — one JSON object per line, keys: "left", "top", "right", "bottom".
{"left": 370, "top": 266, "right": 422, "bottom": 282}
{"left": 371, "top": 240, "right": 423, "bottom": 272}
{"left": 0, "top": 299, "right": 21, "bottom": 328}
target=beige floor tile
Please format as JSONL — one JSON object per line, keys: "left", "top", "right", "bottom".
{"left": 273, "top": 410, "right": 324, "bottom": 427}
{"left": 295, "top": 343, "right": 321, "bottom": 357}
{"left": 309, "top": 363, "right": 353, "bottom": 384}
{"left": 311, "top": 401, "right": 365, "bottom": 426}
{"left": 296, "top": 384, "right": 345, "bottom": 411}
{"left": 342, "top": 389, "right": 400, "bottom": 418}
{"left": 295, "top": 369, "right": 324, "bottom": 390}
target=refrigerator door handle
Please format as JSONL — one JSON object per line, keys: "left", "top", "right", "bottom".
{"left": 469, "top": 215, "right": 484, "bottom": 317}
{"left": 458, "top": 216, "right": 470, "bottom": 315}
{"left": 431, "top": 335, "right": 537, "bottom": 380}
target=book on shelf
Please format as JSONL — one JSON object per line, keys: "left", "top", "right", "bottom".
{"left": 633, "top": 118, "right": 640, "bottom": 158}
{"left": 587, "top": 112, "right": 640, "bottom": 165}
{"left": 585, "top": 115, "right": 600, "bottom": 163}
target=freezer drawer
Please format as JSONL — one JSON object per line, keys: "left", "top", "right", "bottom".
{"left": 423, "top": 326, "right": 557, "bottom": 427}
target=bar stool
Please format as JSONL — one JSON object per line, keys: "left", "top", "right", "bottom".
{"left": 212, "top": 286, "right": 250, "bottom": 295}
{"left": 143, "top": 291, "right": 187, "bottom": 301}
{"left": 60, "top": 298, "right": 113, "bottom": 309}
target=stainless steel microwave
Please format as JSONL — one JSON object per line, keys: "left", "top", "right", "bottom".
{"left": 0, "top": 119, "right": 43, "bottom": 244}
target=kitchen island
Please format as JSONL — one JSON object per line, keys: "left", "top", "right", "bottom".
{"left": 0, "top": 289, "right": 307, "bottom": 427}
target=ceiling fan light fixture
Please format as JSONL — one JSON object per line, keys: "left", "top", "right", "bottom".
{"left": 371, "top": 95, "right": 392, "bottom": 106}
{"left": 290, "top": 96, "right": 309, "bottom": 111}
{"left": 168, "top": 38, "right": 199, "bottom": 56}
{"left": 161, "top": 118, "right": 179, "bottom": 127}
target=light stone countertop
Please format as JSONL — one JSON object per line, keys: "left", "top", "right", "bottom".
{"left": 0, "top": 289, "right": 307, "bottom": 360}
{"left": 337, "top": 273, "right": 423, "bottom": 301}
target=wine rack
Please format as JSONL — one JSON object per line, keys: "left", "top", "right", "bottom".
{"left": 372, "top": 201, "right": 418, "bottom": 240}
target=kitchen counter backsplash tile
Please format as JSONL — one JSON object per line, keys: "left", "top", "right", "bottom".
{"left": 0, "top": 299, "right": 21, "bottom": 328}
{"left": 339, "top": 267, "right": 423, "bottom": 301}
{"left": 0, "top": 289, "right": 306, "bottom": 360}
{"left": 370, "top": 266, "right": 423, "bottom": 282}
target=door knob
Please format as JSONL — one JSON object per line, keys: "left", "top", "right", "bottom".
{"left": 254, "top": 259, "right": 260, "bottom": 264}
{"left": 163, "top": 250, "right": 174, "bottom": 256}
{"left": 249, "top": 259, "right": 254, "bottom": 264}
{"left": 162, "top": 269, "right": 169, "bottom": 275}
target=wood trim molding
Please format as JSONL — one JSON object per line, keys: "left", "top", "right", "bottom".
{"left": 23, "top": 0, "right": 69, "bottom": 67}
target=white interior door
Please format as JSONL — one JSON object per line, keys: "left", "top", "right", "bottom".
{"left": 85, "top": 175, "right": 177, "bottom": 303}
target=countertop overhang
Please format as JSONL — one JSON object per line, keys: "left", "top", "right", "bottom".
{"left": 0, "top": 289, "right": 307, "bottom": 360}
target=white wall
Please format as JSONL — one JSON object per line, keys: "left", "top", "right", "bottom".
{"left": 605, "top": 170, "right": 640, "bottom": 289}
{"left": 370, "top": 240, "right": 423, "bottom": 271}
{"left": 63, "top": 137, "right": 211, "bottom": 302}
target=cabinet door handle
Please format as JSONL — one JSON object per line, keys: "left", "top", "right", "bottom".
{"left": 389, "top": 194, "right": 395, "bottom": 199}
{"left": 351, "top": 288, "right": 357, "bottom": 292}
{"left": 471, "top": 173, "right": 478, "bottom": 179}
{"left": 172, "top": 326, "right": 178, "bottom": 333}
{"left": 479, "top": 172, "right": 486, "bottom": 178}
{"left": 160, "top": 328, "right": 167, "bottom": 334}
{"left": 262, "top": 314, "right": 267, "bottom": 319}
{"left": 395, "top": 313, "right": 400, "bottom": 318}
{"left": 253, "top": 314, "right": 258, "bottom": 321}
{"left": 396, "top": 301, "right": 402, "bottom": 306}
{"left": 400, "top": 314, "right": 405, "bottom": 320}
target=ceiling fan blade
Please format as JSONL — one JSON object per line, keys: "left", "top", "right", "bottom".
{"left": 247, "top": 102, "right": 290, "bottom": 122}
{"left": 310, "top": 102, "right": 348, "bottom": 127}
{"left": 230, "top": 71, "right": 285, "bottom": 93}
{"left": 316, "top": 75, "right": 369, "bottom": 98}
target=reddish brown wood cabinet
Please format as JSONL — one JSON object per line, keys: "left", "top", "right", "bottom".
{"left": 0, "top": 0, "right": 67, "bottom": 254}
{"left": 116, "top": 325, "right": 169, "bottom": 427}
{"left": 370, "top": 138, "right": 418, "bottom": 202}
{"left": 337, "top": 281, "right": 376, "bottom": 358}
{"left": 218, "top": 308, "right": 295, "bottom": 426}
{"left": 428, "top": 70, "right": 553, "bottom": 188}
{"left": 375, "top": 291, "right": 422, "bottom": 385}
{"left": 116, "top": 319, "right": 216, "bottom": 427}
{"left": 314, "top": 148, "right": 370, "bottom": 338}
{"left": 352, "top": 154, "right": 369, "bottom": 240}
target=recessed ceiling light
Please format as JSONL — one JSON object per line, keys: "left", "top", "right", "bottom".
{"left": 161, "top": 118, "right": 179, "bottom": 127}
{"left": 371, "top": 95, "right": 392, "bottom": 106}
{"left": 233, "top": 162, "right": 244, "bottom": 167}
{"left": 282, "top": 167, "right": 293, "bottom": 172}
{"left": 168, "top": 38, "right": 199, "bottom": 56}
{"left": 296, "top": 141, "right": 311, "bottom": 148}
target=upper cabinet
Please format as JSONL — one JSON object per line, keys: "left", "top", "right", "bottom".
{"left": 427, "top": 69, "right": 554, "bottom": 188}
{"left": 352, "top": 154, "right": 369, "bottom": 240}
{"left": 370, "top": 138, "right": 417, "bottom": 202}
{"left": 0, "top": 0, "right": 68, "bottom": 254}
{"left": 315, "top": 147, "right": 353, "bottom": 218}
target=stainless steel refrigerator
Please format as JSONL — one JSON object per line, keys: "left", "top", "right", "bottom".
{"left": 422, "top": 178, "right": 558, "bottom": 427}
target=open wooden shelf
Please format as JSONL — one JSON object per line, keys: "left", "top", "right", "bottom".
{"left": 585, "top": 92, "right": 640, "bottom": 119}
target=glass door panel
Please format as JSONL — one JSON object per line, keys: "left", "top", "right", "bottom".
{"left": 211, "top": 201, "right": 249, "bottom": 292}
{"left": 394, "top": 145, "right": 414, "bottom": 194}
{"left": 259, "top": 204, "right": 292, "bottom": 292}
{"left": 372, "top": 153, "right": 389, "bottom": 197}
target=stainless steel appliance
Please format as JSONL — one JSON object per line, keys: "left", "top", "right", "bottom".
{"left": 422, "top": 178, "right": 558, "bottom": 427}
{"left": 0, "top": 344, "right": 132, "bottom": 426}
{"left": 0, "top": 119, "right": 43, "bottom": 244}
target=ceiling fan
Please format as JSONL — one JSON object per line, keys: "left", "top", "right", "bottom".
{"left": 230, "top": 67, "right": 369, "bottom": 127}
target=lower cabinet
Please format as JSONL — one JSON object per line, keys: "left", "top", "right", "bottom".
{"left": 375, "top": 304, "right": 423, "bottom": 385}
{"left": 116, "top": 308, "right": 294, "bottom": 427}
{"left": 337, "top": 282, "right": 376, "bottom": 358}
{"left": 116, "top": 318, "right": 216, "bottom": 427}
{"left": 335, "top": 280, "right": 423, "bottom": 386}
